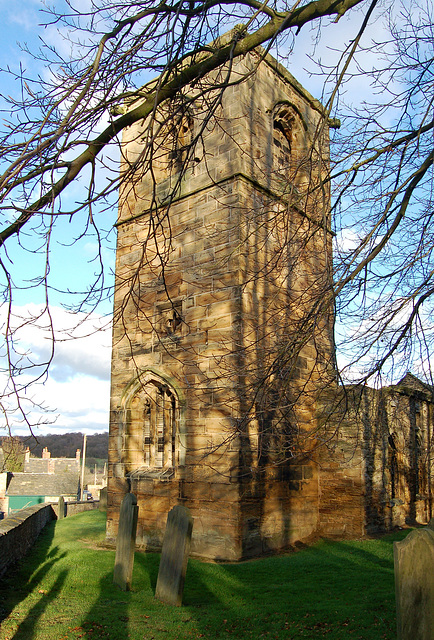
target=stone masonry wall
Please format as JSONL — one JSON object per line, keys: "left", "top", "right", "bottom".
{"left": 0, "top": 501, "right": 101, "bottom": 578}
{"left": 0, "top": 503, "right": 56, "bottom": 577}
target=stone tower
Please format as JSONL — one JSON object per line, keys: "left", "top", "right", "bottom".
{"left": 107, "top": 45, "right": 335, "bottom": 560}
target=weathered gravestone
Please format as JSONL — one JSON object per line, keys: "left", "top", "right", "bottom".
{"left": 394, "top": 527, "right": 434, "bottom": 640}
{"left": 113, "top": 493, "right": 139, "bottom": 591}
{"left": 58, "top": 495, "right": 65, "bottom": 520}
{"left": 99, "top": 486, "right": 107, "bottom": 512}
{"left": 155, "top": 505, "right": 194, "bottom": 606}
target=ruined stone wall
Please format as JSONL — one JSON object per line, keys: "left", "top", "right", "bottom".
{"left": 318, "top": 384, "right": 434, "bottom": 538}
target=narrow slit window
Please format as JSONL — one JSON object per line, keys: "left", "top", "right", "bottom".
{"left": 168, "top": 113, "right": 194, "bottom": 173}
{"left": 143, "top": 399, "right": 151, "bottom": 466}
{"left": 272, "top": 105, "right": 300, "bottom": 178}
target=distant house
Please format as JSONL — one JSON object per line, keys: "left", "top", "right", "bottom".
{"left": 0, "top": 447, "right": 81, "bottom": 516}
{"left": 4, "top": 471, "right": 80, "bottom": 514}
{"left": 23, "top": 447, "right": 81, "bottom": 474}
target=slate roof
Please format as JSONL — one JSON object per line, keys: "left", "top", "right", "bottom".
{"left": 24, "top": 457, "right": 80, "bottom": 473}
{"left": 6, "top": 472, "right": 79, "bottom": 497}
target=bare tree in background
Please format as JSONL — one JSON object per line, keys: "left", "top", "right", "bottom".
{"left": 331, "top": 3, "right": 434, "bottom": 387}
{"left": 0, "top": 0, "right": 433, "bottom": 437}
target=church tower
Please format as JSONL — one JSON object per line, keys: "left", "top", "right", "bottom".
{"left": 107, "top": 45, "right": 335, "bottom": 560}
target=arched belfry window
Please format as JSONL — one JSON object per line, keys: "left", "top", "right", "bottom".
{"left": 123, "top": 375, "right": 181, "bottom": 474}
{"left": 272, "top": 104, "right": 304, "bottom": 177}
{"left": 168, "top": 111, "right": 194, "bottom": 174}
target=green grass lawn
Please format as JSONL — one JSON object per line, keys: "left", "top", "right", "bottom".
{"left": 0, "top": 511, "right": 407, "bottom": 640}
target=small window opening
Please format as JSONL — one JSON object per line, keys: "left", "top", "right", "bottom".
{"left": 273, "top": 109, "right": 294, "bottom": 174}
{"left": 168, "top": 114, "right": 193, "bottom": 173}
{"left": 156, "top": 301, "right": 183, "bottom": 336}
{"left": 388, "top": 432, "right": 398, "bottom": 500}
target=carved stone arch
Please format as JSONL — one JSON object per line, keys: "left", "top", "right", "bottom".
{"left": 272, "top": 101, "right": 308, "bottom": 130}
{"left": 119, "top": 369, "right": 186, "bottom": 474}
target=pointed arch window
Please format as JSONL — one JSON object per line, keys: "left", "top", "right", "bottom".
{"left": 124, "top": 378, "right": 179, "bottom": 473}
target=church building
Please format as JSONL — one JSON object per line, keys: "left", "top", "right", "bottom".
{"left": 107, "top": 42, "right": 434, "bottom": 560}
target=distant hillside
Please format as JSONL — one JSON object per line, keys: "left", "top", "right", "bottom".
{"left": 19, "top": 432, "right": 108, "bottom": 460}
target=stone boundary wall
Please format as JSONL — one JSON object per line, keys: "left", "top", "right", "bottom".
{"left": 0, "top": 503, "right": 56, "bottom": 577}
{"left": 0, "top": 500, "right": 101, "bottom": 578}
{"left": 51, "top": 499, "right": 100, "bottom": 518}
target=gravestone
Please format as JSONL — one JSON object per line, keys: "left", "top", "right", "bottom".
{"left": 113, "top": 493, "right": 139, "bottom": 591}
{"left": 58, "top": 495, "right": 65, "bottom": 519}
{"left": 99, "top": 486, "right": 107, "bottom": 512}
{"left": 155, "top": 505, "right": 194, "bottom": 606}
{"left": 394, "top": 527, "right": 434, "bottom": 639}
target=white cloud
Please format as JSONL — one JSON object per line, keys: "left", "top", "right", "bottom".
{"left": 12, "top": 374, "right": 110, "bottom": 436}
{"left": 333, "top": 228, "right": 360, "bottom": 254}
{"left": 0, "top": 303, "right": 112, "bottom": 436}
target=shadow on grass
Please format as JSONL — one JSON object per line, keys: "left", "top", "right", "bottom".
{"left": 0, "top": 520, "right": 73, "bottom": 640}
{"left": 176, "top": 535, "right": 403, "bottom": 640}
{"left": 79, "top": 572, "right": 130, "bottom": 640}
{"left": 0, "top": 520, "right": 59, "bottom": 625}
{"left": 134, "top": 548, "right": 222, "bottom": 607}
{"left": 134, "top": 551, "right": 159, "bottom": 592}
{"left": 0, "top": 513, "right": 407, "bottom": 640}
{"left": 10, "top": 569, "right": 68, "bottom": 640}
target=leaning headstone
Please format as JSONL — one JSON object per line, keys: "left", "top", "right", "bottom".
{"left": 113, "top": 493, "right": 139, "bottom": 591}
{"left": 58, "top": 495, "right": 65, "bottom": 520}
{"left": 394, "top": 528, "right": 434, "bottom": 639}
{"left": 99, "top": 486, "right": 108, "bottom": 512}
{"left": 155, "top": 505, "right": 194, "bottom": 606}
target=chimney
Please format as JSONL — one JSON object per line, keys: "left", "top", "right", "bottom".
{"left": 42, "top": 447, "right": 51, "bottom": 459}
{"left": 25, "top": 448, "right": 30, "bottom": 463}
{"left": 76, "top": 449, "right": 81, "bottom": 462}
